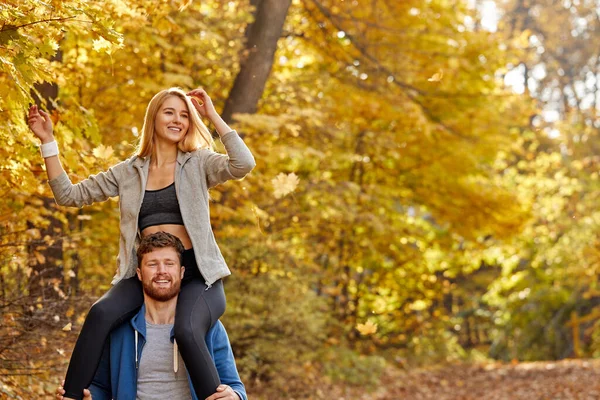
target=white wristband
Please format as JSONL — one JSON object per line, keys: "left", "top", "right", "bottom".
{"left": 40, "top": 141, "right": 59, "bottom": 158}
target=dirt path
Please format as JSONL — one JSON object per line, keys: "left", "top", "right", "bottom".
{"left": 333, "top": 359, "right": 600, "bottom": 400}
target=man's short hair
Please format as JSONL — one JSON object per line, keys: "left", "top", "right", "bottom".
{"left": 137, "top": 232, "right": 185, "bottom": 267}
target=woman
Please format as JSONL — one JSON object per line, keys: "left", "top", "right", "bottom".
{"left": 28, "top": 87, "right": 255, "bottom": 400}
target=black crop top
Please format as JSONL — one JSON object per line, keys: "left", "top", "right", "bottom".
{"left": 138, "top": 183, "right": 184, "bottom": 231}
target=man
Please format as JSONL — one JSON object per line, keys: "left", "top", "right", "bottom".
{"left": 57, "top": 232, "right": 246, "bottom": 400}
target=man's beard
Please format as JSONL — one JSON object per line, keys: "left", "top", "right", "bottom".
{"left": 142, "top": 274, "right": 181, "bottom": 301}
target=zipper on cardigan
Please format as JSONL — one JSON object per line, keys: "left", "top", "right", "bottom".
{"left": 175, "top": 154, "right": 212, "bottom": 288}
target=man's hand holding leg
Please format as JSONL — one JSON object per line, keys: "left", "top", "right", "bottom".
{"left": 205, "top": 384, "right": 241, "bottom": 400}
{"left": 56, "top": 380, "right": 92, "bottom": 400}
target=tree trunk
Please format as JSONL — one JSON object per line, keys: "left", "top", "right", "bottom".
{"left": 222, "top": 0, "right": 292, "bottom": 123}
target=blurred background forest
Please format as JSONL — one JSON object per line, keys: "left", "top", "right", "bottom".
{"left": 1, "top": 0, "right": 600, "bottom": 398}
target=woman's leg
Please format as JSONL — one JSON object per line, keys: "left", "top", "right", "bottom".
{"left": 62, "top": 277, "right": 143, "bottom": 400}
{"left": 174, "top": 278, "right": 226, "bottom": 399}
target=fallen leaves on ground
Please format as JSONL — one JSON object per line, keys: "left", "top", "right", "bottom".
{"left": 329, "top": 359, "right": 600, "bottom": 400}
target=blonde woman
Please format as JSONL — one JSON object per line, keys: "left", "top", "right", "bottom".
{"left": 28, "top": 87, "right": 255, "bottom": 400}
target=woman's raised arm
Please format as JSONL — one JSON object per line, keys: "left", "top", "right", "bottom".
{"left": 27, "top": 105, "right": 121, "bottom": 207}
{"left": 27, "top": 104, "right": 66, "bottom": 181}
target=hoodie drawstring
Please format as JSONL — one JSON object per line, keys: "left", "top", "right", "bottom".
{"left": 135, "top": 326, "right": 179, "bottom": 373}
{"left": 135, "top": 330, "right": 139, "bottom": 369}
{"left": 173, "top": 338, "right": 179, "bottom": 373}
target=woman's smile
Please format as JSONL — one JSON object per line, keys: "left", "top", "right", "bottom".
{"left": 155, "top": 96, "right": 190, "bottom": 143}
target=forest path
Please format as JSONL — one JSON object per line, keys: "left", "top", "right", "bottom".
{"left": 333, "top": 359, "right": 600, "bottom": 400}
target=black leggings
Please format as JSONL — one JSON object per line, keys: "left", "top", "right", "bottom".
{"left": 62, "top": 248, "right": 226, "bottom": 399}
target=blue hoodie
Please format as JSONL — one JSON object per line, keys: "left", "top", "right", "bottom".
{"left": 89, "top": 304, "right": 247, "bottom": 400}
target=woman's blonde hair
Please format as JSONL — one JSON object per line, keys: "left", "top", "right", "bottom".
{"left": 136, "top": 87, "right": 214, "bottom": 158}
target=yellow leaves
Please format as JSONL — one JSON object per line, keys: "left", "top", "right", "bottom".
{"left": 571, "top": 160, "right": 584, "bottom": 171}
{"left": 178, "top": 0, "right": 194, "bottom": 12}
{"left": 252, "top": 205, "right": 268, "bottom": 234}
{"left": 49, "top": 109, "right": 60, "bottom": 126}
{"left": 33, "top": 251, "right": 45, "bottom": 265}
{"left": 322, "top": 286, "right": 342, "bottom": 296}
{"left": 409, "top": 299, "right": 428, "bottom": 311}
{"left": 92, "top": 36, "right": 124, "bottom": 55}
{"left": 288, "top": 124, "right": 301, "bottom": 137}
{"left": 92, "top": 37, "right": 112, "bottom": 52}
{"left": 107, "top": 0, "right": 145, "bottom": 18}
{"left": 428, "top": 70, "right": 444, "bottom": 82}
{"left": 163, "top": 72, "right": 194, "bottom": 88}
{"left": 52, "top": 283, "right": 67, "bottom": 299}
{"left": 82, "top": 155, "right": 96, "bottom": 165}
{"left": 92, "top": 144, "right": 114, "bottom": 159}
{"left": 76, "top": 308, "right": 91, "bottom": 325}
{"left": 26, "top": 228, "right": 41, "bottom": 239}
{"left": 39, "top": 39, "right": 59, "bottom": 57}
{"left": 356, "top": 320, "right": 378, "bottom": 336}
{"left": 514, "top": 29, "right": 532, "bottom": 48}
{"left": 272, "top": 172, "right": 300, "bottom": 198}
{"left": 448, "top": 58, "right": 460, "bottom": 70}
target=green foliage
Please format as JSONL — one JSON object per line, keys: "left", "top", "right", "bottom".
{"left": 478, "top": 0, "right": 600, "bottom": 360}
{"left": 590, "top": 319, "right": 600, "bottom": 358}
{"left": 322, "top": 346, "right": 386, "bottom": 387}
{"left": 223, "top": 273, "right": 328, "bottom": 389}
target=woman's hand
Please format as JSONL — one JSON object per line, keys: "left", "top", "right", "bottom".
{"left": 28, "top": 105, "right": 54, "bottom": 143}
{"left": 187, "top": 88, "right": 233, "bottom": 136}
{"left": 187, "top": 88, "right": 218, "bottom": 120}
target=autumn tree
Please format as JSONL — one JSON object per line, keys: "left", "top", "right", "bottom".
{"left": 229, "top": 0, "right": 530, "bottom": 373}
{"left": 0, "top": 0, "right": 565, "bottom": 397}
{"left": 481, "top": 0, "right": 600, "bottom": 360}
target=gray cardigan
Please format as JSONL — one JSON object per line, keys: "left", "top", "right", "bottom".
{"left": 48, "top": 130, "right": 255, "bottom": 286}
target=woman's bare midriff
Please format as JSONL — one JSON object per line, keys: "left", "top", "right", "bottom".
{"left": 141, "top": 224, "right": 193, "bottom": 249}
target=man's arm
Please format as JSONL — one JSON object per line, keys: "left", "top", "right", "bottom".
{"left": 209, "top": 321, "right": 247, "bottom": 400}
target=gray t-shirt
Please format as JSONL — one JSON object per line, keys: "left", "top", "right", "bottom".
{"left": 137, "top": 322, "right": 192, "bottom": 400}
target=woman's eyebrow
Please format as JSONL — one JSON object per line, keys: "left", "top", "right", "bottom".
{"left": 162, "top": 107, "right": 188, "bottom": 113}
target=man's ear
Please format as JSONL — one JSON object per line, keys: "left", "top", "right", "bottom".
{"left": 180, "top": 266, "right": 185, "bottom": 279}
{"left": 136, "top": 268, "right": 142, "bottom": 281}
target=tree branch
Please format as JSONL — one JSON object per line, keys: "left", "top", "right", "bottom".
{"left": 0, "top": 16, "right": 82, "bottom": 32}
{"left": 305, "top": 0, "right": 467, "bottom": 138}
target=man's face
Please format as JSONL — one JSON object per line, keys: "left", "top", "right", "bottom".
{"left": 137, "top": 247, "right": 184, "bottom": 301}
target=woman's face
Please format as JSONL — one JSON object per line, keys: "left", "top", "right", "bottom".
{"left": 154, "top": 96, "right": 190, "bottom": 145}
